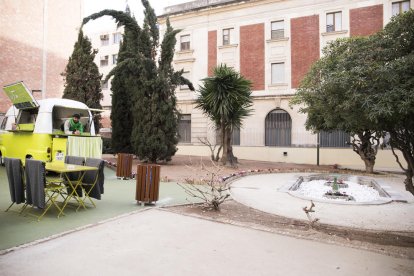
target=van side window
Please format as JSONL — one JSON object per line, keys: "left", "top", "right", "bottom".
{"left": 17, "top": 109, "right": 38, "bottom": 124}
{"left": 52, "top": 106, "right": 92, "bottom": 134}
{"left": 0, "top": 115, "right": 6, "bottom": 130}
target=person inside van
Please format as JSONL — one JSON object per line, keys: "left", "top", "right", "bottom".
{"left": 64, "top": 114, "right": 83, "bottom": 135}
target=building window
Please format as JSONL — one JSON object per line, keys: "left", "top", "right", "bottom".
{"left": 222, "top": 28, "right": 233, "bottom": 45}
{"left": 180, "top": 35, "right": 190, "bottom": 51}
{"left": 392, "top": 1, "right": 410, "bottom": 16}
{"left": 180, "top": 71, "right": 190, "bottom": 90}
{"left": 271, "top": 20, "right": 284, "bottom": 39}
{"left": 100, "top": 56, "right": 109, "bottom": 67}
{"left": 178, "top": 114, "right": 191, "bottom": 143}
{"left": 265, "top": 109, "right": 291, "bottom": 147}
{"left": 271, "top": 63, "right": 285, "bottom": 84}
{"left": 112, "top": 54, "right": 118, "bottom": 65}
{"left": 320, "top": 130, "right": 350, "bottom": 148}
{"left": 232, "top": 127, "right": 240, "bottom": 146}
{"left": 113, "top": 32, "right": 122, "bottom": 44}
{"left": 326, "top": 11, "right": 342, "bottom": 32}
{"left": 101, "top": 80, "right": 108, "bottom": 90}
{"left": 100, "top": 34, "right": 109, "bottom": 46}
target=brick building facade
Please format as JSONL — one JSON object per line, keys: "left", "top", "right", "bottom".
{"left": 0, "top": 0, "right": 82, "bottom": 113}
{"left": 157, "top": 0, "right": 412, "bottom": 167}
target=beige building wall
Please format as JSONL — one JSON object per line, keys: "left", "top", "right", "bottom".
{"left": 177, "top": 144, "right": 406, "bottom": 170}
{"left": 0, "top": 0, "right": 83, "bottom": 112}
{"left": 159, "top": 0, "right": 411, "bottom": 170}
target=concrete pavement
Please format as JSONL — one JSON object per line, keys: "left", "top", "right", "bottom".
{"left": 230, "top": 173, "right": 414, "bottom": 231}
{"left": 0, "top": 209, "right": 412, "bottom": 276}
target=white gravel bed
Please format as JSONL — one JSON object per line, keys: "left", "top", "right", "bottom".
{"left": 293, "top": 180, "right": 385, "bottom": 202}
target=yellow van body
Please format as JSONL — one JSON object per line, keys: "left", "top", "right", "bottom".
{"left": 1, "top": 133, "right": 52, "bottom": 162}
{"left": 0, "top": 82, "right": 101, "bottom": 164}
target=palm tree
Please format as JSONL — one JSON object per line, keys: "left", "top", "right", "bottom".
{"left": 196, "top": 64, "right": 253, "bottom": 166}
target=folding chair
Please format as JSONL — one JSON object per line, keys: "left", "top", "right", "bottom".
{"left": 77, "top": 158, "right": 104, "bottom": 211}
{"left": 64, "top": 155, "right": 85, "bottom": 198}
{"left": 25, "top": 159, "right": 65, "bottom": 221}
{"left": 4, "top": 158, "right": 27, "bottom": 213}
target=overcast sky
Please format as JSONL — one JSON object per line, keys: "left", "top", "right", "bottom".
{"left": 83, "top": 0, "right": 190, "bottom": 32}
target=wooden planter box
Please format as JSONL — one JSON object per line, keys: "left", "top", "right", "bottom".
{"left": 116, "top": 153, "right": 133, "bottom": 179}
{"left": 136, "top": 164, "right": 160, "bottom": 204}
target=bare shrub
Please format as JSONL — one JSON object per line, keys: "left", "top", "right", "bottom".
{"left": 198, "top": 137, "right": 222, "bottom": 162}
{"left": 303, "top": 200, "right": 320, "bottom": 228}
{"left": 178, "top": 161, "right": 230, "bottom": 211}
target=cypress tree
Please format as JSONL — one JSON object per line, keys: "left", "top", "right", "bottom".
{"left": 82, "top": 0, "right": 193, "bottom": 163}
{"left": 108, "top": 7, "right": 136, "bottom": 153}
{"left": 62, "top": 30, "right": 103, "bottom": 133}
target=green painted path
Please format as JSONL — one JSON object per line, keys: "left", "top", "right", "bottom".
{"left": 0, "top": 167, "right": 192, "bottom": 251}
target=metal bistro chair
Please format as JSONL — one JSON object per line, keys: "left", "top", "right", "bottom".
{"left": 77, "top": 158, "right": 104, "bottom": 210}
{"left": 64, "top": 155, "right": 85, "bottom": 198}
{"left": 25, "top": 159, "right": 65, "bottom": 221}
{"left": 4, "top": 158, "right": 26, "bottom": 213}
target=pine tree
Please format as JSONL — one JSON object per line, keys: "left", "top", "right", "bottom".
{"left": 82, "top": 0, "right": 193, "bottom": 162}
{"left": 62, "top": 30, "right": 103, "bottom": 133}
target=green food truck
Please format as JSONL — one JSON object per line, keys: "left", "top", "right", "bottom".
{"left": 0, "top": 81, "right": 102, "bottom": 164}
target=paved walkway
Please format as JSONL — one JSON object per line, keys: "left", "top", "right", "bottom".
{"left": 1, "top": 209, "right": 413, "bottom": 276}
{"left": 230, "top": 173, "right": 414, "bottom": 231}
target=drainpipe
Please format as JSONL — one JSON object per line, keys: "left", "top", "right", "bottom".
{"left": 41, "top": 0, "right": 48, "bottom": 99}
{"left": 317, "top": 132, "right": 320, "bottom": 166}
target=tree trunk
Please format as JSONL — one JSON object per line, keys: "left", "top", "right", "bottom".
{"left": 389, "top": 131, "right": 414, "bottom": 196}
{"left": 363, "top": 159, "right": 375, "bottom": 174}
{"left": 215, "top": 145, "right": 222, "bottom": 162}
{"left": 220, "top": 124, "right": 228, "bottom": 165}
{"left": 220, "top": 126, "right": 238, "bottom": 167}
{"left": 405, "top": 168, "right": 414, "bottom": 195}
{"left": 351, "top": 131, "right": 379, "bottom": 174}
{"left": 225, "top": 127, "right": 237, "bottom": 167}
{"left": 401, "top": 150, "right": 414, "bottom": 195}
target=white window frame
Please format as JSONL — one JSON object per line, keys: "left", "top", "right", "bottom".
{"left": 178, "top": 114, "right": 191, "bottom": 143}
{"left": 180, "top": 35, "right": 191, "bottom": 51}
{"left": 271, "top": 20, "right": 284, "bottom": 39}
{"left": 100, "top": 55, "right": 109, "bottom": 67}
{"left": 222, "top": 28, "right": 234, "bottom": 45}
{"left": 392, "top": 1, "right": 411, "bottom": 16}
{"left": 326, "top": 11, "right": 342, "bottom": 32}
{"left": 100, "top": 34, "right": 109, "bottom": 46}
{"left": 113, "top": 32, "right": 122, "bottom": 44}
{"left": 271, "top": 63, "right": 285, "bottom": 84}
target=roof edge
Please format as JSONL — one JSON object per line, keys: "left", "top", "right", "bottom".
{"left": 158, "top": 0, "right": 252, "bottom": 18}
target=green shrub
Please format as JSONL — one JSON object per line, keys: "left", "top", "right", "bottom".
{"left": 102, "top": 137, "right": 115, "bottom": 154}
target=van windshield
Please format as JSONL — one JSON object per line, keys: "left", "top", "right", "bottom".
{"left": 52, "top": 106, "right": 91, "bottom": 134}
